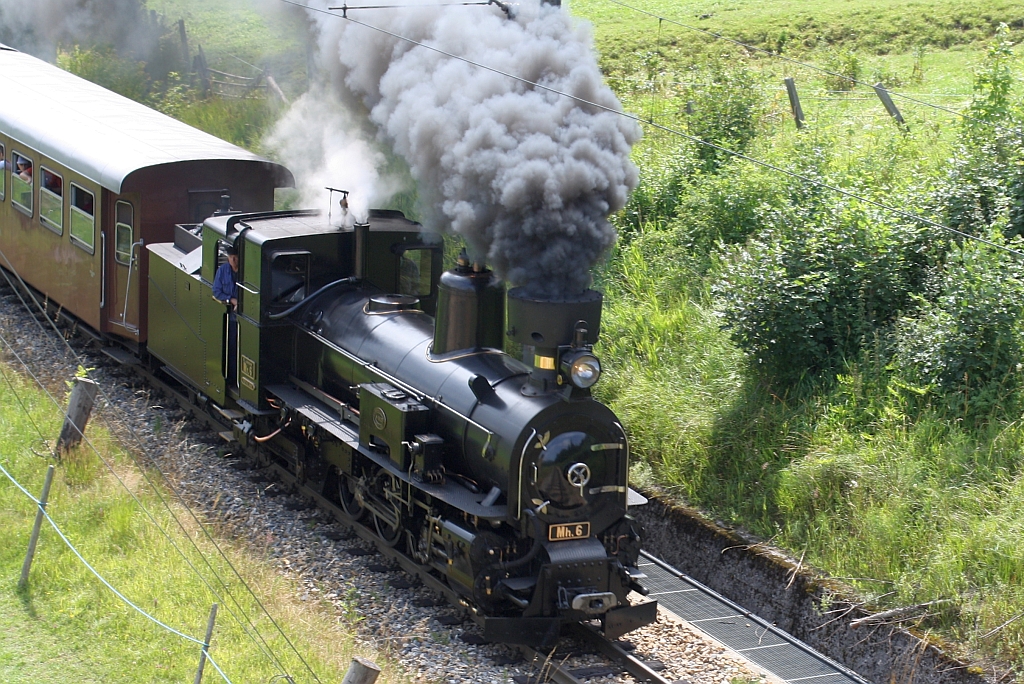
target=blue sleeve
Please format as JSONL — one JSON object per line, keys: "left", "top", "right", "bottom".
{"left": 212, "top": 263, "right": 235, "bottom": 302}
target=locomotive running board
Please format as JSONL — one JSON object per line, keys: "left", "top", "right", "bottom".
{"left": 266, "top": 382, "right": 510, "bottom": 521}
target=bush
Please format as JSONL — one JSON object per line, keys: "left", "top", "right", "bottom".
{"left": 715, "top": 200, "right": 942, "bottom": 385}
{"left": 893, "top": 236, "right": 1024, "bottom": 417}
{"left": 667, "top": 162, "right": 802, "bottom": 269}
{"left": 683, "top": 61, "right": 767, "bottom": 171}
{"left": 57, "top": 45, "right": 150, "bottom": 101}
{"left": 821, "top": 48, "right": 861, "bottom": 92}
{"left": 616, "top": 145, "right": 698, "bottom": 234}
{"left": 938, "top": 26, "right": 1024, "bottom": 238}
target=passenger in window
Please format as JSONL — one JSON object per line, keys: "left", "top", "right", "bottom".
{"left": 0, "top": 148, "right": 5, "bottom": 171}
{"left": 16, "top": 158, "right": 31, "bottom": 182}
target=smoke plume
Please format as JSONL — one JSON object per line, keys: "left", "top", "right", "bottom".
{"left": 287, "top": 0, "right": 640, "bottom": 296}
{"left": 0, "top": 0, "right": 155, "bottom": 59}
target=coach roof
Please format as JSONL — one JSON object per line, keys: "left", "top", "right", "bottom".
{"left": 0, "top": 48, "right": 293, "bottom": 193}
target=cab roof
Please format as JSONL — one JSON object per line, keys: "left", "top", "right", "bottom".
{"left": 0, "top": 47, "right": 292, "bottom": 193}
{"left": 205, "top": 209, "right": 429, "bottom": 246}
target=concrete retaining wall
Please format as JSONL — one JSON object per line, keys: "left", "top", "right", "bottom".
{"left": 633, "top": 495, "right": 991, "bottom": 684}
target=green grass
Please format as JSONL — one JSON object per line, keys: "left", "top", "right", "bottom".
{"left": 0, "top": 364, "right": 398, "bottom": 683}
{"left": 571, "top": 0, "right": 1024, "bottom": 55}
{"left": 583, "top": 5, "right": 1024, "bottom": 670}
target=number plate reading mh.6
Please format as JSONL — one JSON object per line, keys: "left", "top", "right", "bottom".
{"left": 548, "top": 522, "right": 591, "bottom": 542}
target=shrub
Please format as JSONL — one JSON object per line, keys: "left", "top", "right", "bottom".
{"left": 821, "top": 48, "right": 861, "bottom": 92}
{"left": 715, "top": 200, "right": 942, "bottom": 385}
{"left": 667, "top": 162, "right": 802, "bottom": 269}
{"left": 56, "top": 45, "right": 150, "bottom": 101}
{"left": 683, "top": 61, "right": 767, "bottom": 171}
{"left": 938, "top": 26, "right": 1024, "bottom": 238}
{"left": 893, "top": 236, "right": 1024, "bottom": 417}
{"left": 617, "top": 145, "right": 698, "bottom": 234}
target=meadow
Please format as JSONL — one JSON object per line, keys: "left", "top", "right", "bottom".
{"left": 571, "top": 0, "right": 1024, "bottom": 671}
{"left": 30, "top": 0, "right": 1024, "bottom": 674}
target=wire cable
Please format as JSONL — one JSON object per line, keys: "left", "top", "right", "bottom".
{"left": 279, "top": 0, "right": 1024, "bottom": 260}
{"left": 0, "top": 260, "right": 299, "bottom": 681}
{"left": 0, "top": 461, "right": 235, "bottom": 683}
{"left": 0, "top": 267, "right": 307, "bottom": 682}
{"left": 0, "top": 347, "right": 52, "bottom": 455}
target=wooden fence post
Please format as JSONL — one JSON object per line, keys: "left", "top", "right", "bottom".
{"left": 19, "top": 464, "right": 55, "bottom": 589}
{"left": 56, "top": 377, "right": 98, "bottom": 455}
{"left": 178, "top": 19, "right": 190, "bottom": 66}
{"left": 193, "top": 603, "right": 219, "bottom": 684}
{"left": 873, "top": 82, "right": 908, "bottom": 129}
{"left": 784, "top": 77, "right": 805, "bottom": 129}
{"left": 341, "top": 657, "right": 381, "bottom": 684}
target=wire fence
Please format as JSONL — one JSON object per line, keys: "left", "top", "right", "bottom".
{"left": 0, "top": 251, "right": 316, "bottom": 682}
{"left": 0, "top": 459, "right": 234, "bottom": 684}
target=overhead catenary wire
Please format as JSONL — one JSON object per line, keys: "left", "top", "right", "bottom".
{"left": 0, "top": 461, "right": 235, "bottom": 684}
{"left": 0, "top": 259, "right": 310, "bottom": 682}
{"left": 278, "top": 0, "right": 1024, "bottom": 261}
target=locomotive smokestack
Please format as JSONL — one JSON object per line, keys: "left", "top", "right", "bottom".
{"left": 507, "top": 288, "right": 602, "bottom": 395}
{"left": 431, "top": 250, "right": 505, "bottom": 356}
{"left": 353, "top": 221, "right": 369, "bottom": 280}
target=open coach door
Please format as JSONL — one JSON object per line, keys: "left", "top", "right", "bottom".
{"left": 106, "top": 196, "right": 142, "bottom": 338}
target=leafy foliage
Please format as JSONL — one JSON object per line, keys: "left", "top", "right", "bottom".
{"left": 683, "top": 61, "right": 767, "bottom": 171}
{"left": 821, "top": 48, "right": 862, "bottom": 91}
{"left": 938, "top": 26, "right": 1024, "bottom": 238}
{"left": 715, "top": 200, "right": 942, "bottom": 385}
{"left": 893, "top": 236, "right": 1024, "bottom": 417}
{"left": 56, "top": 46, "right": 150, "bottom": 102}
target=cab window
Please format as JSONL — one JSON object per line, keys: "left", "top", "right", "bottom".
{"left": 398, "top": 248, "right": 434, "bottom": 297}
{"left": 39, "top": 167, "right": 64, "bottom": 234}
{"left": 70, "top": 184, "right": 96, "bottom": 253}
{"left": 115, "top": 201, "right": 134, "bottom": 264}
{"left": 270, "top": 252, "right": 310, "bottom": 305}
{"left": 11, "top": 151, "right": 33, "bottom": 215}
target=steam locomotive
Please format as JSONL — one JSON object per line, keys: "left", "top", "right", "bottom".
{"left": 0, "top": 45, "right": 655, "bottom": 645}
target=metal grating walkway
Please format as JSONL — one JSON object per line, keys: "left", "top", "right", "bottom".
{"left": 639, "top": 551, "right": 869, "bottom": 684}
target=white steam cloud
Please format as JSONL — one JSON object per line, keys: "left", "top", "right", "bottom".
{"left": 268, "top": 94, "right": 399, "bottom": 226}
{"left": 279, "top": 0, "right": 640, "bottom": 296}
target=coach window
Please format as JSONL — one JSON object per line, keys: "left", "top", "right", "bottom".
{"left": 70, "top": 184, "right": 95, "bottom": 253}
{"left": 11, "top": 151, "right": 33, "bottom": 215}
{"left": 0, "top": 143, "right": 6, "bottom": 201}
{"left": 115, "top": 201, "right": 134, "bottom": 265}
{"left": 40, "top": 167, "right": 64, "bottom": 234}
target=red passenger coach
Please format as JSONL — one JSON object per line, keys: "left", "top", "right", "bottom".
{"left": 0, "top": 44, "right": 293, "bottom": 346}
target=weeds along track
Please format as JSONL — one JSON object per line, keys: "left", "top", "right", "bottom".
{"left": 0, "top": 276, "right": 770, "bottom": 684}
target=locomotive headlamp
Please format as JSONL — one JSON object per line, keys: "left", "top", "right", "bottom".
{"left": 563, "top": 352, "right": 602, "bottom": 389}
